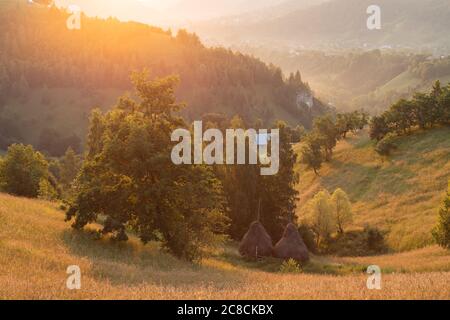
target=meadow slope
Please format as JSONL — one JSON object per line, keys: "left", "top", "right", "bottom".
{"left": 294, "top": 127, "right": 450, "bottom": 251}
{"left": 0, "top": 193, "right": 449, "bottom": 300}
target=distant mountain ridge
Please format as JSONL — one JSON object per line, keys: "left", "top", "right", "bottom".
{"left": 167, "top": 0, "right": 286, "bottom": 21}
{"left": 53, "top": 0, "right": 288, "bottom": 26}
{"left": 192, "top": 0, "right": 450, "bottom": 53}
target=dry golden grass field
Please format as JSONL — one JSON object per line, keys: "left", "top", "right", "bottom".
{"left": 0, "top": 193, "right": 449, "bottom": 300}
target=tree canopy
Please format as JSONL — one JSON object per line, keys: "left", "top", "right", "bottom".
{"left": 66, "top": 72, "right": 229, "bottom": 261}
{"left": 370, "top": 81, "right": 450, "bottom": 142}
{"left": 0, "top": 144, "right": 50, "bottom": 198}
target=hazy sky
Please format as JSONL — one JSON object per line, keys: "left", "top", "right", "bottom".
{"left": 52, "top": 0, "right": 287, "bottom": 26}
{"left": 137, "top": 0, "right": 179, "bottom": 10}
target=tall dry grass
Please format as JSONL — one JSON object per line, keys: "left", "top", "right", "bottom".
{"left": 0, "top": 193, "right": 449, "bottom": 300}
{"left": 334, "top": 246, "right": 450, "bottom": 273}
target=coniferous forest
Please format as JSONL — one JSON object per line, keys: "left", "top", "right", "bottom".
{"left": 0, "top": 2, "right": 328, "bottom": 156}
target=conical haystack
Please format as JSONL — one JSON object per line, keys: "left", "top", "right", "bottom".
{"left": 273, "top": 223, "right": 309, "bottom": 262}
{"left": 239, "top": 221, "right": 273, "bottom": 258}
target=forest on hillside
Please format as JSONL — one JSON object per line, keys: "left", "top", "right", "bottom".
{"left": 0, "top": 2, "right": 329, "bottom": 156}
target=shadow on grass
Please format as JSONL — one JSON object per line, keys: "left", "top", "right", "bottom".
{"left": 61, "top": 228, "right": 382, "bottom": 283}
{"left": 61, "top": 228, "right": 247, "bottom": 288}
{"left": 346, "top": 131, "right": 374, "bottom": 150}
{"left": 303, "top": 260, "right": 368, "bottom": 275}
{"left": 212, "top": 245, "right": 284, "bottom": 273}
{"left": 322, "top": 160, "right": 415, "bottom": 200}
{"left": 212, "top": 245, "right": 370, "bottom": 276}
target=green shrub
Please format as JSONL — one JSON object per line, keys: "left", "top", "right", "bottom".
{"left": 324, "top": 226, "right": 388, "bottom": 256}
{"left": 298, "top": 224, "right": 318, "bottom": 253}
{"left": 433, "top": 182, "right": 450, "bottom": 249}
{"left": 364, "top": 225, "right": 387, "bottom": 253}
{"left": 38, "top": 178, "right": 58, "bottom": 201}
{"left": 0, "top": 144, "right": 49, "bottom": 198}
{"left": 375, "top": 133, "right": 397, "bottom": 156}
{"left": 279, "top": 259, "right": 302, "bottom": 274}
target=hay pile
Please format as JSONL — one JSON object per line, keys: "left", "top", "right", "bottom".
{"left": 273, "top": 223, "right": 309, "bottom": 262}
{"left": 239, "top": 221, "right": 273, "bottom": 258}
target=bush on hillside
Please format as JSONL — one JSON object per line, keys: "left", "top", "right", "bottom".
{"left": 375, "top": 133, "right": 397, "bottom": 156}
{"left": 301, "top": 111, "right": 368, "bottom": 174}
{"left": 0, "top": 144, "right": 50, "bottom": 198}
{"left": 323, "top": 226, "right": 388, "bottom": 256}
{"left": 298, "top": 224, "right": 318, "bottom": 254}
{"left": 433, "top": 182, "right": 450, "bottom": 249}
{"left": 38, "top": 178, "right": 58, "bottom": 201}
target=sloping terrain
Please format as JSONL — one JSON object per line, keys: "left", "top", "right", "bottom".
{"left": 295, "top": 127, "right": 450, "bottom": 251}
{"left": 0, "top": 192, "right": 449, "bottom": 299}
{"left": 0, "top": 2, "right": 327, "bottom": 155}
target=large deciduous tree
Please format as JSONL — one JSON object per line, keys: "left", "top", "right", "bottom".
{"left": 304, "top": 190, "right": 336, "bottom": 247}
{"left": 313, "top": 115, "right": 338, "bottom": 161}
{"left": 370, "top": 115, "right": 389, "bottom": 141}
{"left": 331, "top": 188, "right": 353, "bottom": 234}
{"left": 300, "top": 132, "right": 324, "bottom": 175}
{"left": 66, "top": 72, "right": 228, "bottom": 261}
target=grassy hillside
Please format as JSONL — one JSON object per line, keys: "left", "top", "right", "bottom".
{"left": 294, "top": 127, "right": 450, "bottom": 251}
{"left": 238, "top": 48, "right": 450, "bottom": 113}
{"left": 0, "top": 192, "right": 449, "bottom": 299}
{"left": 376, "top": 71, "right": 450, "bottom": 99}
